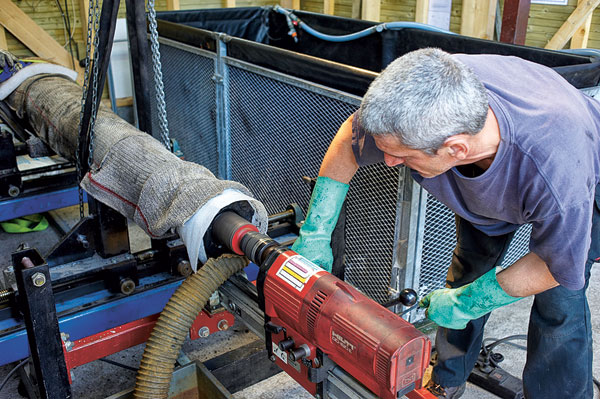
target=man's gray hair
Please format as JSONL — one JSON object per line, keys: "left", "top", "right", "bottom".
{"left": 358, "top": 48, "right": 488, "bottom": 153}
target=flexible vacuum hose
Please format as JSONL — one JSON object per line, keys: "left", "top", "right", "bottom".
{"left": 133, "top": 254, "right": 248, "bottom": 398}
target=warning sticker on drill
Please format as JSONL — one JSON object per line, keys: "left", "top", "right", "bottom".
{"left": 276, "top": 255, "right": 321, "bottom": 292}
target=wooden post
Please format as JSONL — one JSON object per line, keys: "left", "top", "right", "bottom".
{"left": 546, "top": 0, "right": 600, "bottom": 50}
{"left": 0, "top": 0, "right": 83, "bottom": 78}
{"left": 352, "top": 0, "right": 361, "bottom": 19}
{"left": 324, "top": 0, "right": 335, "bottom": 15}
{"left": 280, "top": 0, "right": 300, "bottom": 9}
{"left": 361, "top": 0, "right": 380, "bottom": 21}
{"left": 570, "top": 0, "right": 594, "bottom": 48}
{"left": 500, "top": 0, "right": 531, "bottom": 44}
{"left": 167, "top": 0, "right": 180, "bottom": 10}
{"left": 0, "top": 26, "right": 7, "bottom": 51}
{"left": 461, "top": 0, "right": 498, "bottom": 40}
{"left": 80, "top": 0, "right": 90, "bottom": 42}
{"left": 415, "top": 0, "right": 430, "bottom": 23}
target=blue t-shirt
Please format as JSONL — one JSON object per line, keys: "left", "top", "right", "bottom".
{"left": 352, "top": 54, "right": 600, "bottom": 290}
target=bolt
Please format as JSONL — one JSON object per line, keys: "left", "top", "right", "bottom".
{"left": 198, "top": 326, "right": 210, "bottom": 338}
{"left": 60, "top": 332, "right": 70, "bottom": 341}
{"left": 217, "top": 319, "right": 229, "bottom": 331}
{"left": 313, "top": 357, "right": 321, "bottom": 368}
{"left": 76, "top": 234, "right": 89, "bottom": 249}
{"left": 120, "top": 278, "right": 135, "bottom": 295}
{"left": 269, "top": 355, "right": 276, "bottom": 362}
{"left": 64, "top": 340, "right": 74, "bottom": 351}
{"left": 177, "top": 260, "right": 192, "bottom": 277}
{"left": 31, "top": 272, "right": 46, "bottom": 287}
{"left": 8, "top": 185, "right": 20, "bottom": 197}
{"left": 315, "top": 395, "right": 321, "bottom": 399}
{"left": 228, "top": 301, "right": 237, "bottom": 313}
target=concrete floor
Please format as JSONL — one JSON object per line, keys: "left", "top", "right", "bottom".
{"left": 0, "top": 208, "right": 599, "bottom": 399}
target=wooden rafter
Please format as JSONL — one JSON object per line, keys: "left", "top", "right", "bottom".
{"left": 226, "top": 0, "right": 236, "bottom": 7}
{"left": 0, "top": 0, "right": 83, "bottom": 82}
{"left": 546, "top": 0, "right": 600, "bottom": 50}
{"left": 570, "top": 0, "right": 594, "bottom": 48}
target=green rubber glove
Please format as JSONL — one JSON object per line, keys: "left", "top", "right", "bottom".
{"left": 292, "top": 176, "right": 349, "bottom": 272}
{"left": 419, "top": 267, "right": 521, "bottom": 330}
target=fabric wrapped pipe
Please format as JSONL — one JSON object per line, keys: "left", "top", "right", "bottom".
{"left": 5, "top": 74, "right": 267, "bottom": 266}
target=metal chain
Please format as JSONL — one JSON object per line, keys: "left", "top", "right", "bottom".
{"left": 88, "top": 1, "right": 102, "bottom": 168}
{"left": 147, "top": 0, "right": 171, "bottom": 150}
{"left": 76, "top": 0, "right": 100, "bottom": 219}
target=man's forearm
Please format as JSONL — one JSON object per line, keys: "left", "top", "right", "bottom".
{"left": 319, "top": 114, "right": 359, "bottom": 184}
{"left": 496, "top": 252, "right": 559, "bottom": 297}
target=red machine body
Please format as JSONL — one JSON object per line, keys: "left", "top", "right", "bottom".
{"left": 263, "top": 250, "right": 431, "bottom": 399}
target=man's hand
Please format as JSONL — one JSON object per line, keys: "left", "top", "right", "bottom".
{"left": 291, "top": 176, "right": 349, "bottom": 272}
{"left": 419, "top": 267, "right": 521, "bottom": 329}
{"left": 0, "top": 49, "right": 21, "bottom": 72}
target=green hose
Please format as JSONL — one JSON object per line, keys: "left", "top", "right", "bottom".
{"left": 133, "top": 254, "right": 248, "bottom": 398}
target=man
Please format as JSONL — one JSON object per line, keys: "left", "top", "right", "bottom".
{"left": 292, "top": 48, "right": 600, "bottom": 398}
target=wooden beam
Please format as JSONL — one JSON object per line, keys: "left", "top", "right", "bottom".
{"left": 461, "top": 0, "right": 498, "bottom": 40}
{"left": 570, "top": 0, "right": 593, "bottom": 48}
{"left": 0, "top": 0, "right": 82, "bottom": 72}
{"left": 500, "top": 0, "right": 530, "bottom": 44}
{"left": 361, "top": 0, "right": 380, "bottom": 21}
{"left": 0, "top": 26, "right": 7, "bottom": 51}
{"left": 415, "top": 0, "right": 430, "bottom": 23}
{"left": 324, "top": 0, "right": 335, "bottom": 15}
{"left": 226, "top": 0, "right": 236, "bottom": 7}
{"left": 280, "top": 0, "right": 300, "bottom": 9}
{"left": 167, "top": 0, "right": 180, "bottom": 10}
{"left": 546, "top": 0, "right": 600, "bottom": 50}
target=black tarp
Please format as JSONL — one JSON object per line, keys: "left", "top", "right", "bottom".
{"left": 156, "top": 7, "right": 600, "bottom": 94}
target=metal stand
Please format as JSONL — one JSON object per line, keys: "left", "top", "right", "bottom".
{"left": 13, "top": 249, "right": 72, "bottom": 399}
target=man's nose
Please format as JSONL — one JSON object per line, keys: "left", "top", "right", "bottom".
{"left": 384, "top": 153, "right": 404, "bottom": 167}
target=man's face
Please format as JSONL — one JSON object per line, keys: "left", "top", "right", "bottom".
{"left": 373, "top": 135, "right": 454, "bottom": 178}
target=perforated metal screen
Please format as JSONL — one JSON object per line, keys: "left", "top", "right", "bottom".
{"left": 417, "top": 192, "right": 532, "bottom": 298}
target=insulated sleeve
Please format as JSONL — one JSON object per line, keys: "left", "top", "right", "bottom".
{"left": 351, "top": 111, "right": 385, "bottom": 166}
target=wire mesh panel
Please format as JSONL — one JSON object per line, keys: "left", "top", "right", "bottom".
{"left": 417, "top": 192, "right": 532, "bottom": 298}
{"left": 226, "top": 63, "right": 401, "bottom": 302}
{"left": 154, "top": 41, "right": 219, "bottom": 175}
{"left": 344, "top": 165, "right": 401, "bottom": 303}
{"left": 227, "top": 65, "right": 357, "bottom": 214}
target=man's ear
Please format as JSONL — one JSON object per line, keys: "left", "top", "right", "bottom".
{"left": 442, "top": 135, "right": 469, "bottom": 160}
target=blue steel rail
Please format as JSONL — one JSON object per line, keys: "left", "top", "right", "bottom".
{"left": 0, "top": 264, "right": 261, "bottom": 366}
{"left": 0, "top": 187, "right": 86, "bottom": 222}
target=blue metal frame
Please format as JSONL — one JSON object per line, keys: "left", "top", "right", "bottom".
{"left": 0, "top": 187, "right": 87, "bottom": 222}
{"left": 0, "top": 274, "right": 180, "bottom": 366}
{"left": 0, "top": 263, "right": 261, "bottom": 366}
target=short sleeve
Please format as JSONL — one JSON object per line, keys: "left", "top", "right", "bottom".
{"left": 351, "top": 111, "right": 385, "bottom": 166}
{"left": 529, "top": 200, "right": 593, "bottom": 290}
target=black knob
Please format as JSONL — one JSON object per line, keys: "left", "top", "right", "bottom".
{"left": 399, "top": 288, "right": 418, "bottom": 306}
{"left": 278, "top": 338, "right": 295, "bottom": 351}
{"left": 289, "top": 345, "right": 311, "bottom": 361}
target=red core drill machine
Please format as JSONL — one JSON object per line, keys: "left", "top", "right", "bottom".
{"left": 213, "top": 211, "right": 433, "bottom": 399}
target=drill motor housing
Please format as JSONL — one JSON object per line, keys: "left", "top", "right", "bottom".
{"left": 212, "top": 211, "right": 431, "bottom": 398}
